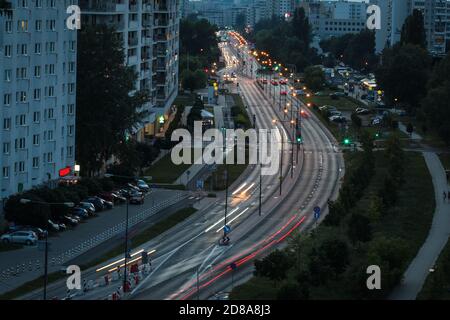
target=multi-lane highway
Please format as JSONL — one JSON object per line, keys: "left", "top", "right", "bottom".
{"left": 20, "top": 37, "right": 343, "bottom": 301}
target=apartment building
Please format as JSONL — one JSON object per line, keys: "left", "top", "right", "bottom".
{"left": 300, "top": 0, "right": 368, "bottom": 40}
{"left": 371, "top": 0, "right": 450, "bottom": 55}
{"left": 0, "top": 0, "right": 78, "bottom": 198}
{"left": 80, "top": 0, "right": 180, "bottom": 139}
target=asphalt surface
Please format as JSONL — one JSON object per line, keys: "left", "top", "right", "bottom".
{"left": 16, "top": 39, "right": 343, "bottom": 300}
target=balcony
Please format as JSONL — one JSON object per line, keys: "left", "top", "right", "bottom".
{"left": 127, "top": 55, "right": 138, "bottom": 65}
{"left": 128, "top": 20, "right": 139, "bottom": 30}
{"left": 154, "top": 34, "right": 168, "bottom": 42}
{"left": 83, "top": 2, "right": 127, "bottom": 13}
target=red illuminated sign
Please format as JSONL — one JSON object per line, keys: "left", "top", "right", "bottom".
{"left": 59, "top": 166, "right": 71, "bottom": 177}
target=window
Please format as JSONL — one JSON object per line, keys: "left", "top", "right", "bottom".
{"left": 5, "top": 20, "right": 12, "bottom": 33}
{"left": 47, "top": 152, "right": 53, "bottom": 163}
{"left": 3, "top": 118, "right": 11, "bottom": 130}
{"left": 33, "top": 134, "right": 39, "bottom": 145}
{"left": 68, "top": 62, "right": 75, "bottom": 73}
{"left": 69, "top": 41, "right": 76, "bottom": 52}
{"left": 3, "top": 142, "right": 10, "bottom": 154}
{"left": 16, "top": 91, "right": 27, "bottom": 103}
{"left": 34, "top": 65, "right": 41, "bottom": 77}
{"left": 47, "top": 130, "right": 53, "bottom": 141}
{"left": 4, "top": 69, "right": 11, "bottom": 82}
{"left": 48, "top": 108, "right": 54, "bottom": 119}
{"left": 3, "top": 93, "right": 11, "bottom": 106}
{"left": 4, "top": 45, "right": 12, "bottom": 57}
{"left": 33, "top": 111, "right": 40, "bottom": 123}
{"left": 35, "top": 20, "right": 42, "bottom": 31}
{"left": 17, "top": 20, "right": 28, "bottom": 32}
{"left": 68, "top": 104, "right": 75, "bottom": 115}
{"left": 17, "top": 44, "right": 28, "bottom": 56}
{"left": 68, "top": 83, "right": 75, "bottom": 94}
{"left": 16, "top": 67, "right": 27, "bottom": 79}
{"left": 16, "top": 114, "right": 26, "bottom": 126}
{"left": 32, "top": 157, "right": 39, "bottom": 168}
{"left": 68, "top": 125, "right": 74, "bottom": 136}
{"left": 33, "top": 88, "right": 41, "bottom": 100}
{"left": 45, "top": 86, "right": 54, "bottom": 97}
{"left": 2, "top": 167, "right": 9, "bottom": 179}
{"left": 34, "top": 43, "right": 41, "bottom": 54}
{"left": 67, "top": 146, "right": 73, "bottom": 157}
{"left": 15, "top": 138, "right": 26, "bottom": 149}
{"left": 35, "top": 0, "right": 42, "bottom": 8}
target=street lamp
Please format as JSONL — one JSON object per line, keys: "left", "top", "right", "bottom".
{"left": 19, "top": 199, "right": 74, "bottom": 300}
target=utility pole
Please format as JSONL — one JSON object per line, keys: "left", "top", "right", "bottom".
{"left": 123, "top": 196, "right": 130, "bottom": 295}
{"left": 279, "top": 131, "right": 283, "bottom": 196}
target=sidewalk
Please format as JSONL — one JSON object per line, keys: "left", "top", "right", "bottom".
{"left": 390, "top": 152, "right": 450, "bottom": 299}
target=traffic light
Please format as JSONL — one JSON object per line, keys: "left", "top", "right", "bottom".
{"left": 343, "top": 138, "right": 351, "bottom": 145}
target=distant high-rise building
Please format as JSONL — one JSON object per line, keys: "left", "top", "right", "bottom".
{"left": 80, "top": 0, "right": 180, "bottom": 141}
{"left": 370, "top": 0, "right": 450, "bottom": 55}
{"left": 0, "top": 0, "right": 77, "bottom": 198}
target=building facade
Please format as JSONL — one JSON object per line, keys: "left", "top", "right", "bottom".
{"left": 80, "top": 0, "right": 180, "bottom": 140}
{"left": 0, "top": 0, "right": 77, "bottom": 198}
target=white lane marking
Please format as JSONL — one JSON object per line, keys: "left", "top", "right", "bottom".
{"left": 215, "top": 207, "right": 250, "bottom": 233}
{"left": 232, "top": 182, "right": 247, "bottom": 195}
{"left": 204, "top": 207, "right": 240, "bottom": 233}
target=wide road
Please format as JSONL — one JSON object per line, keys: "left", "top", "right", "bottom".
{"left": 20, "top": 40, "right": 343, "bottom": 300}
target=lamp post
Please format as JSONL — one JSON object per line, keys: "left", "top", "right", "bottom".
{"left": 20, "top": 199, "right": 74, "bottom": 300}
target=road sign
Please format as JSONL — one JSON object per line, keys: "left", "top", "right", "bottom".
{"left": 314, "top": 206, "right": 321, "bottom": 220}
{"left": 223, "top": 225, "right": 231, "bottom": 234}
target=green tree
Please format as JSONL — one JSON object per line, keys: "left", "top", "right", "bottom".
{"left": 254, "top": 249, "right": 292, "bottom": 282}
{"left": 76, "top": 25, "right": 148, "bottom": 176}
{"left": 367, "top": 194, "right": 383, "bottom": 222}
{"left": 400, "top": 9, "right": 427, "bottom": 48}
{"left": 422, "top": 83, "right": 450, "bottom": 145}
{"left": 291, "top": 7, "right": 311, "bottom": 50}
{"left": 375, "top": 44, "right": 431, "bottom": 112}
{"left": 304, "top": 66, "right": 325, "bottom": 91}
{"left": 348, "top": 213, "right": 372, "bottom": 244}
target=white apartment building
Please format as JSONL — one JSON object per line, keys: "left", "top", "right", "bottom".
{"left": 80, "top": 0, "right": 180, "bottom": 139}
{"left": 0, "top": 0, "right": 77, "bottom": 198}
{"left": 300, "top": 0, "right": 368, "bottom": 40}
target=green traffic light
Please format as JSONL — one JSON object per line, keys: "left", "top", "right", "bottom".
{"left": 344, "top": 138, "right": 350, "bottom": 145}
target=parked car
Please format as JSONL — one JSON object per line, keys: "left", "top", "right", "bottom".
{"left": 111, "top": 192, "right": 126, "bottom": 204}
{"left": 23, "top": 227, "right": 46, "bottom": 240}
{"left": 372, "top": 117, "right": 382, "bottom": 126}
{"left": 61, "top": 216, "right": 78, "bottom": 227}
{"left": 329, "top": 115, "right": 347, "bottom": 123}
{"left": 127, "top": 183, "right": 140, "bottom": 192}
{"left": 83, "top": 197, "right": 104, "bottom": 212}
{"left": 355, "top": 107, "right": 370, "bottom": 115}
{"left": 1, "top": 231, "right": 37, "bottom": 245}
{"left": 99, "top": 192, "right": 114, "bottom": 202}
{"left": 58, "top": 223, "right": 67, "bottom": 231}
{"left": 99, "top": 198, "right": 114, "bottom": 210}
{"left": 79, "top": 202, "right": 96, "bottom": 215}
{"left": 129, "top": 192, "right": 145, "bottom": 205}
{"left": 136, "top": 180, "right": 150, "bottom": 193}
{"left": 47, "top": 220, "right": 60, "bottom": 232}
{"left": 329, "top": 110, "right": 342, "bottom": 117}
{"left": 72, "top": 207, "right": 89, "bottom": 219}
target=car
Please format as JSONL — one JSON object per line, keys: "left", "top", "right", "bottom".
{"left": 99, "top": 192, "right": 114, "bottom": 202}
{"left": 47, "top": 220, "right": 60, "bottom": 232}
{"left": 83, "top": 197, "right": 105, "bottom": 212}
{"left": 72, "top": 207, "right": 89, "bottom": 219}
{"left": 111, "top": 192, "right": 126, "bottom": 204}
{"left": 136, "top": 180, "right": 150, "bottom": 193}
{"left": 329, "top": 115, "right": 347, "bottom": 123}
{"left": 270, "top": 80, "right": 278, "bottom": 86}
{"left": 295, "top": 89, "right": 305, "bottom": 95}
{"left": 127, "top": 183, "right": 140, "bottom": 192}
{"left": 334, "top": 92, "right": 346, "bottom": 97}
{"left": 129, "top": 192, "right": 145, "bottom": 205}
{"left": 356, "top": 107, "right": 370, "bottom": 115}
{"left": 100, "top": 199, "right": 114, "bottom": 210}
{"left": 1, "top": 231, "right": 37, "bottom": 245}
{"left": 57, "top": 223, "right": 67, "bottom": 231}
{"left": 315, "top": 91, "right": 326, "bottom": 96}
{"left": 261, "top": 79, "right": 268, "bottom": 84}
{"left": 329, "top": 110, "right": 342, "bottom": 117}
{"left": 280, "top": 91, "right": 287, "bottom": 96}
{"left": 279, "top": 79, "right": 287, "bottom": 85}
{"left": 372, "top": 117, "right": 382, "bottom": 126}
{"left": 390, "top": 108, "right": 407, "bottom": 116}
{"left": 79, "top": 202, "right": 96, "bottom": 215}
{"left": 22, "top": 227, "right": 46, "bottom": 240}
{"left": 61, "top": 216, "right": 78, "bottom": 227}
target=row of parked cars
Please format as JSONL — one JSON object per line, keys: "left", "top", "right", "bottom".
{"left": 0, "top": 180, "right": 151, "bottom": 246}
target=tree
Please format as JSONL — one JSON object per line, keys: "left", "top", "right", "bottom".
{"left": 400, "top": 9, "right": 426, "bottom": 49}
{"left": 367, "top": 194, "right": 383, "bottom": 222}
{"left": 304, "top": 66, "right": 325, "bottom": 91}
{"left": 375, "top": 44, "right": 431, "bottom": 112}
{"left": 351, "top": 113, "right": 362, "bottom": 130}
{"left": 254, "top": 250, "right": 292, "bottom": 282}
{"left": 276, "top": 283, "right": 305, "bottom": 300}
{"left": 406, "top": 123, "right": 414, "bottom": 136}
{"left": 291, "top": 7, "right": 311, "bottom": 50}
{"left": 76, "top": 25, "right": 148, "bottom": 176}
{"left": 187, "top": 98, "right": 204, "bottom": 130}
{"left": 348, "top": 214, "right": 372, "bottom": 244}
